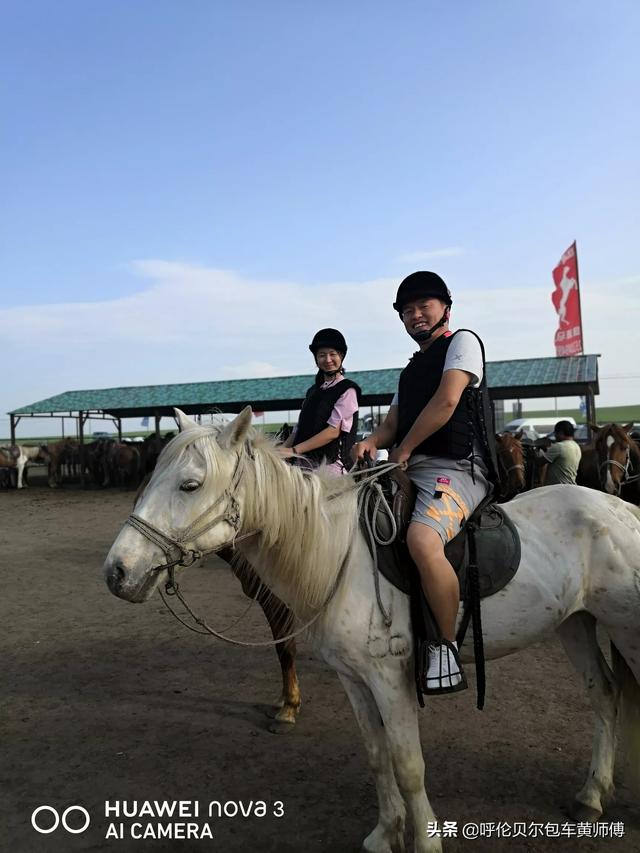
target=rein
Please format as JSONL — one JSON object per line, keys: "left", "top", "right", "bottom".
{"left": 125, "top": 438, "right": 401, "bottom": 648}
{"left": 351, "top": 459, "right": 403, "bottom": 627}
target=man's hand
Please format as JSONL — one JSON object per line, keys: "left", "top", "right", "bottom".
{"left": 389, "top": 445, "right": 411, "bottom": 467}
{"left": 351, "top": 437, "right": 378, "bottom": 463}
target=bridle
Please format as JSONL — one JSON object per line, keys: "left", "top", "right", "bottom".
{"left": 118, "top": 440, "right": 396, "bottom": 649}
{"left": 497, "top": 439, "right": 525, "bottom": 495}
{"left": 599, "top": 443, "right": 632, "bottom": 493}
{"left": 125, "top": 444, "right": 255, "bottom": 593}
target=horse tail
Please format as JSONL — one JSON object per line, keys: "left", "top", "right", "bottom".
{"left": 612, "top": 642, "right": 640, "bottom": 797}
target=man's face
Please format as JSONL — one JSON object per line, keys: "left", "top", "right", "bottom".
{"left": 400, "top": 297, "right": 448, "bottom": 337}
{"left": 316, "top": 348, "right": 343, "bottom": 374}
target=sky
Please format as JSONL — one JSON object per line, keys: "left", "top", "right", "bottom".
{"left": 2, "top": 1, "right": 639, "bottom": 438}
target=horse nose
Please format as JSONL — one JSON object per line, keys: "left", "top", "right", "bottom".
{"left": 105, "top": 558, "right": 127, "bottom": 595}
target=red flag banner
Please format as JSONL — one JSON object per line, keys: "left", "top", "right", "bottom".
{"left": 551, "top": 241, "right": 583, "bottom": 356}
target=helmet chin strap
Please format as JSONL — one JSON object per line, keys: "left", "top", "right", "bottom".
{"left": 322, "top": 366, "right": 344, "bottom": 379}
{"left": 409, "top": 309, "right": 449, "bottom": 344}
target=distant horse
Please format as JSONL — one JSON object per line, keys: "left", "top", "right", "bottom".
{"left": 0, "top": 444, "right": 51, "bottom": 489}
{"left": 577, "top": 423, "right": 640, "bottom": 499}
{"left": 495, "top": 431, "right": 525, "bottom": 500}
{"left": 106, "top": 409, "right": 640, "bottom": 852}
{"left": 102, "top": 442, "right": 141, "bottom": 489}
{"left": 46, "top": 438, "right": 79, "bottom": 487}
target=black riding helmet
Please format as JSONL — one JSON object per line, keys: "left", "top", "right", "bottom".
{"left": 309, "top": 328, "right": 348, "bottom": 357}
{"left": 393, "top": 271, "right": 452, "bottom": 315}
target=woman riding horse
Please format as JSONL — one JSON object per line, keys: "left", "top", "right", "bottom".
{"left": 277, "top": 328, "right": 360, "bottom": 474}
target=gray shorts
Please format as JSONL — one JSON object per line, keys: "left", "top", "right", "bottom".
{"left": 407, "top": 454, "right": 491, "bottom": 545}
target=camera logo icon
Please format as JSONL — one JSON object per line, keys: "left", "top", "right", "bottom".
{"left": 31, "top": 805, "right": 91, "bottom": 835}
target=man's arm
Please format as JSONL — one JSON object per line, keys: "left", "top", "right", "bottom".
{"left": 391, "top": 369, "right": 472, "bottom": 463}
{"left": 352, "top": 406, "right": 398, "bottom": 461}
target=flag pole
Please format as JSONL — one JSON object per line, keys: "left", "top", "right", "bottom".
{"left": 573, "top": 240, "right": 585, "bottom": 353}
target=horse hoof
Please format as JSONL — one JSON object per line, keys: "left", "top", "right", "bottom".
{"left": 569, "top": 800, "right": 602, "bottom": 822}
{"left": 268, "top": 718, "right": 296, "bottom": 735}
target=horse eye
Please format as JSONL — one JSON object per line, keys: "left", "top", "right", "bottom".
{"left": 180, "top": 479, "right": 201, "bottom": 492}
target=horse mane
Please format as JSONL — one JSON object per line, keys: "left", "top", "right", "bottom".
{"left": 155, "top": 423, "right": 360, "bottom": 614}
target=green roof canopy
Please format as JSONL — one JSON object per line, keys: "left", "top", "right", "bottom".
{"left": 10, "top": 355, "right": 599, "bottom": 419}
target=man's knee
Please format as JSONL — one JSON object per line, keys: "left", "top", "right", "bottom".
{"left": 407, "top": 522, "right": 445, "bottom": 565}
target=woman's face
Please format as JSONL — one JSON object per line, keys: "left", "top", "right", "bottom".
{"left": 315, "top": 348, "right": 343, "bottom": 374}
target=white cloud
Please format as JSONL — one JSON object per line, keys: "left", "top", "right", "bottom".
{"left": 2, "top": 263, "right": 639, "bottom": 439}
{"left": 396, "top": 247, "right": 467, "bottom": 263}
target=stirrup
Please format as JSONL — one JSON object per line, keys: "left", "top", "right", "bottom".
{"left": 421, "top": 639, "right": 468, "bottom": 696}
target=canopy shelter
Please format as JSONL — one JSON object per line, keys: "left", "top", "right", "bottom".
{"left": 8, "top": 354, "right": 599, "bottom": 445}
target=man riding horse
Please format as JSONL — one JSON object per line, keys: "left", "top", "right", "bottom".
{"left": 353, "top": 271, "right": 498, "bottom": 694}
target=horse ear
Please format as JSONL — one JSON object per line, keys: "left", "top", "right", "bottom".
{"left": 217, "top": 406, "right": 253, "bottom": 449}
{"left": 589, "top": 423, "right": 600, "bottom": 433}
{"left": 174, "top": 408, "right": 197, "bottom": 432}
{"left": 514, "top": 430, "right": 524, "bottom": 440}
{"left": 623, "top": 422, "right": 634, "bottom": 433}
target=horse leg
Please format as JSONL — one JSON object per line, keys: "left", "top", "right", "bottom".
{"left": 257, "top": 590, "right": 301, "bottom": 730}
{"left": 605, "top": 624, "right": 640, "bottom": 797}
{"left": 368, "top": 672, "right": 441, "bottom": 853}
{"left": 556, "top": 611, "right": 618, "bottom": 820}
{"left": 337, "top": 673, "right": 406, "bottom": 853}
{"left": 17, "top": 458, "right": 25, "bottom": 489}
{"left": 224, "top": 549, "right": 301, "bottom": 730}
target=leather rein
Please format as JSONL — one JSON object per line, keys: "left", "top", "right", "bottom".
{"left": 121, "top": 442, "right": 399, "bottom": 648}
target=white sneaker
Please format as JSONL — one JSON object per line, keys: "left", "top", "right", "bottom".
{"left": 423, "top": 640, "right": 467, "bottom": 694}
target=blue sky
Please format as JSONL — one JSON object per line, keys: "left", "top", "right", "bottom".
{"left": 2, "top": 2, "right": 639, "bottom": 436}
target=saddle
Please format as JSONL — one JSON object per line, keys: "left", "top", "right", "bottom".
{"left": 360, "top": 468, "right": 521, "bottom": 599}
{"left": 358, "top": 466, "right": 521, "bottom": 709}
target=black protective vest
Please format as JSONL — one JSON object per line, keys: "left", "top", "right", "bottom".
{"left": 295, "top": 378, "right": 361, "bottom": 468}
{"left": 396, "top": 331, "right": 499, "bottom": 484}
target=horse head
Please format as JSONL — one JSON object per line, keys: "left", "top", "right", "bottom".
{"left": 104, "top": 407, "right": 254, "bottom": 602}
{"left": 591, "top": 422, "right": 636, "bottom": 496}
{"left": 496, "top": 431, "right": 526, "bottom": 500}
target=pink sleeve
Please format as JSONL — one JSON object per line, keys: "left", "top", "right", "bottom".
{"left": 327, "top": 388, "right": 359, "bottom": 433}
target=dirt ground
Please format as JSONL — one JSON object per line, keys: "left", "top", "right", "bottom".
{"left": 2, "top": 477, "right": 639, "bottom": 853}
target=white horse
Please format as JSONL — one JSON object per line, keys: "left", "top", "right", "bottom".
{"left": 104, "top": 408, "right": 640, "bottom": 853}
{"left": 0, "top": 444, "right": 50, "bottom": 489}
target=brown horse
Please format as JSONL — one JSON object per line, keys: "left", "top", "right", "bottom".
{"left": 577, "top": 423, "right": 640, "bottom": 498}
{"left": 219, "top": 547, "right": 301, "bottom": 731}
{"left": 495, "top": 431, "right": 526, "bottom": 500}
{"left": 133, "top": 475, "right": 301, "bottom": 731}
{"left": 46, "top": 438, "right": 79, "bottom": 487}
